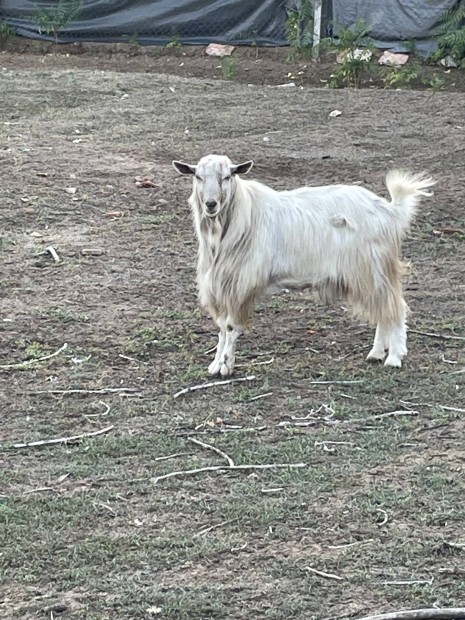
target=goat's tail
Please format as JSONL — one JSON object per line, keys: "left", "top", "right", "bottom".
{"left": 385, "top": 170, "right": 436, "bottom": 231}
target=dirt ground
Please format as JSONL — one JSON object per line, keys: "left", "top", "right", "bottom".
{"left": 0, "top": 45, "right": 464, "bottom": 620}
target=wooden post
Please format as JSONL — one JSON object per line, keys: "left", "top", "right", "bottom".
{"left": 313, "top": 0, "right": 322, "bottom": 59}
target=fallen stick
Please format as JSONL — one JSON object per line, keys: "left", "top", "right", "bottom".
{"left": 84, "top": 401, "right": 111, "bottom": 419}
{"left": 0, "top": 343, "right": 68, "bottom": 370}
{"left": 248, "top": 392, "right": 273, "bottom": 402}
{"left": 344, "top": 410, "right": 419, "bottom": 425}
{"left": 304, "top": 566, "right": 343, "bottom": 581}
{"left": 152, "top": 462, "right": 306, "bottom": 484}
{"left": 187, "top": 436, "right": 235, "bottom": 467}
{"left": 154, "top": 452, "right": 190, "bottom": 462}
{"left": 381, "top": 580, "right": 434, "bottom": 586}
{"left": 409, "top": 330, "right": 465, "bottom": 341}
{"left": 193, "top": 518, "right": 238, "bottom": 538}
{"left": 308, "top": 379, "right": 364, "bottom": 385}
{"left": 8, "top": 425, "right": 114, "bottom": 449}
{"left": 174, "top": 375, "right": 256, "bottom": 399}
{"left": 46, "top": 245, "right": 61, "bottom": 263}
{"left": 33, "top": 387, "right": 139, "bottom": 395}
{"left": 355, "top": 608, "right": 465, "bottom": 620}
{"left": 236, "top": 357, "right": 275, "bottom": 369}
{"left": 118, "top": 354, "right": 149, "bottom": 366}
{"left": 328, "top": 539, "right": 373, "bottom": 549}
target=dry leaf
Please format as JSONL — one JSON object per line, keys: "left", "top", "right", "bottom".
{"left": 65, "top": 187, "right": 77, "bottom": 194}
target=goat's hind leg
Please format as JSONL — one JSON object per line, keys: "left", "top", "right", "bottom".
{"left": 208, "top": 317, "right": 227, "bottom": 375}
{"left": 384, "top": 299, "right": 408, "bottom": 368}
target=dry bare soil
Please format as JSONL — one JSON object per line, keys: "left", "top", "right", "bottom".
{"left": 0, "top": 47, "right": 464, "bottom": 620}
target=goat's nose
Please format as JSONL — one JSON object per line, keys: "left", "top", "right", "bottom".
{"left": 206, "top": 200, "right": 217, "bottom": 211}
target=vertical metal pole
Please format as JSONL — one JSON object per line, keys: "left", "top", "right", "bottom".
{"left": 313, "top": 0, "right": 322, "bottom": 59}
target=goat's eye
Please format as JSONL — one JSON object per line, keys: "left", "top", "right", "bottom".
{"left": 223, "top": 176, "right": 231, "bottom": 182}
{"left": 195, "top": 175, "right": 203, "bottom": 182}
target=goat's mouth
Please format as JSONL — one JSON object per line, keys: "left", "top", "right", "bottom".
{"left": 205, "top": 209, "right": 219, "bottom": 219}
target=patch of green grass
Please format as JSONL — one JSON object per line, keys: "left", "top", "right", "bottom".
{"left": 221, "top": 56, "right": 237, "bottom": 80}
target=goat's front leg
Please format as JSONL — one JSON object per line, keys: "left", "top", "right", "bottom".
{"left": 366, "top": 323, "right": 389, "bottom": 362}
{"left": 218, "top": 319, "right": 243, "bottom": 377}
{"left": 208, "top": 314, "right": 243, "bottom": 377}
{"left": 208, "top": 317, "right": 227, "bottom": 376}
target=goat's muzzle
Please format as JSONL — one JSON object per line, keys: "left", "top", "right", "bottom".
{"left": 205, "top": 200, "right": 219, "bottom": 217}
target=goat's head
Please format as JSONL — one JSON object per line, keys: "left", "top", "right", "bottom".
{"left": 173, "top": 154, "right": 253, "bottom": 219}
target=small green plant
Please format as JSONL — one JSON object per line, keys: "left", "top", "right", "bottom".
{"left": 381, "top": 65, "right": 419, "bottom": 88}
{"left": 166, "top": 33, "right": 182, "bottom": 50}
{"left": 25, "top": 342, "right": 46, "bottom": 360}
{"left": 329, "top": 19, "right": 374, "bottom": 88}
{"left": 221, "top": 56, "right": 237, "bottom": 80}
{"left": 434, "top": 0, "right": 465, "bottom": 65}
{"left": 286, "top": 0, "right": 314, "bottom": 60}
{"left": 0, "top": 20, "right": 14, "bottom": 50}
{"left": 126, "top": 32, "right": 139, "bottom": 47}
{"left": 425, "top": 73, "right": 446, "bottom": 90}
{"left": 34, "top": 0, "right": 83, "bottom": 48}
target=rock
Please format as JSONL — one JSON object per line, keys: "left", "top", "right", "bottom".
{"left": 379, "top": 51, "right": 409, "bottom": 66}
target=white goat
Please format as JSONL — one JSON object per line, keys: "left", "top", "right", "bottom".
{"left": 173, "top": 154, "right": 435, "bottom": 376}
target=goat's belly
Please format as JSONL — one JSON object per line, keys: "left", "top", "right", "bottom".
{"left": 268, "top": 275, "right": 316, "bottom": 292}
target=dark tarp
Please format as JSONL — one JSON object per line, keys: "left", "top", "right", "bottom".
{"left": 0, "top": 0, "right": 458, "bottom": 49}
{"left": 0, "top": 0, "right": 289, "bottom": 46}
{"left": 332, "top": 0, "right": 457, "bottom": 54}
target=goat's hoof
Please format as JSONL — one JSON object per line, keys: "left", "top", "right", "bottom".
{"left": 220, "top": 364, "right": 233, "bottom": 377}
{"left": 208, "top": 360, "right": 222, "bottom": 375}
{"left": 384, "top": 354, "right": 402, "bottom": 368}
{"left": 366, "top": 348, "right": 387, "bottom": 362}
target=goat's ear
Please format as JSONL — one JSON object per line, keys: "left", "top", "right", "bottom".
{"left": 231, "top": 160, "right": 253, "bottom": 176}
{"left": 172, "top": 160, "right": 196, "bottom": 175}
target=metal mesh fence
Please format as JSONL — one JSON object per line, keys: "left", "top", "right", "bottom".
{"left": 0, "top": 0, "right": 292, "bottom": 46}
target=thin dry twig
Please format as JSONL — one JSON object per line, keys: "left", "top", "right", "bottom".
{"left": 153, "top": 452, "right": 190, "bottom": 462}
{"left": 8, "top": 425, "right": 114, "bottom": 449}
{"left": 118, "top": 354, "right": 149, "bottom": 366}
{"left": 236, "top": 357, "right": 274, "bottom": 369}
{"left": 0, "top": 343, "right": 68, "bottom": 370}
{"left": 46, "top": 245, "right": 61, "bottom": 263}
{"left": 346, "top": 410, "right": 419, "bottom": 425}
{"left": 22, "top": 487, "right": 56, "bottom": 495}
{"left": 308, "top": 379, "right": 364, "bottom": 385}
{"left": 409, "top": 329, "right": 465, "bottom": 341}
{"left": 377, "top": 508, "right": 389, "bottom": 526}
{"left": 248, "top": 392, "right": 273, "bottom": 402}
{"left": 443, "top": 541, "right": 465, "bottom": 550}
{"left": 193, "top": 518, "right": 238, "bottom": 538}
{"left": 33, "top": 387, "right": 140, "bottom": 395}
{"left": 174, "top": 375, "right": 256, "bottom": 399}
{"left": 304, "top": 566, "right": 343, "bottom": 581}
{"left": 381, "top": 579, "right": 434, "bottom": 586}
{"left": 152, "top": 462, "right": 306, "bottom": 484}
{"left": 354, "top": 609, "right": 465, "bottom": 620}
{"left": 187, "top": 436, "right": 235, "bottom": 467}
{"left": 440, "top": 405, "right": 465, "bottom": 413}
{"left": 328, "top": 539, "right": 374, "bottom": 549}
{"left": 84, "top": 401, "right": 111, "bottom": 419}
